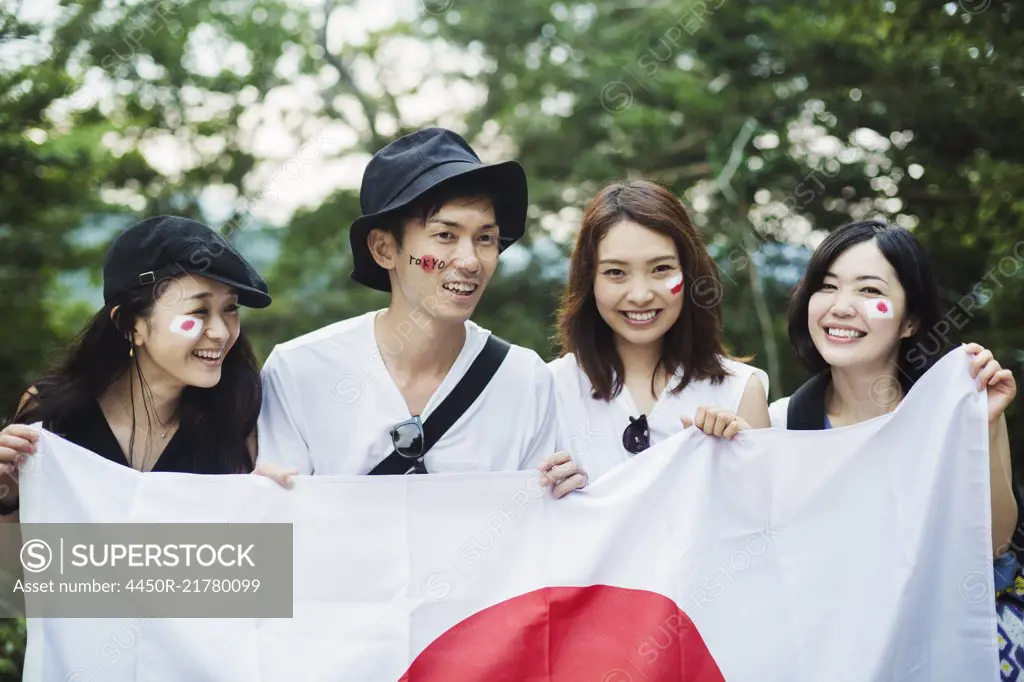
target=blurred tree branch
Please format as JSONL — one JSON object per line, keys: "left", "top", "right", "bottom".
{"left": 319, "top": 0, "right": 385, "bottom": 150}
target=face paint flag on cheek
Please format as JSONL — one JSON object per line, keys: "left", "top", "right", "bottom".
{"left": 666, "top": 273, "right": 684, "bottom": 295}
{"left": 864, "top": 299, "right": 894, "bottom": 319}
{"left": 170, "top": 315, "right": 204, "bottom": 339}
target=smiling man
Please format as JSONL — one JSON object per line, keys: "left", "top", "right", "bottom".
{"left": 255, "top": 128, "right": 585, "bottom": 495}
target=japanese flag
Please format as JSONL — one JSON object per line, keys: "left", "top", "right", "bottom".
{"left": 865, "top": 298, "right": 895, "bottom": 319}
{"left": 169, "top": 315, "right": 203, "bottom": 339}
{"left": 18, "top": 349, "right": 997, "bottom": 681}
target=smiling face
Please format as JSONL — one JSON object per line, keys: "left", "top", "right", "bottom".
{"left": 594, "top": 219, "right": 685, "bottom": 349}
{"left": 130, "top": 274, "right": 241, "bottom": 389}
{"left": 807, "top": 240, "right": 917, "bottom": 370}
{"left": 385, "top": 196, "right": 501, "bottom": 323}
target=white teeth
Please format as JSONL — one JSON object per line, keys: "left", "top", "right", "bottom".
{"left": 827, "top": 328, "right": 865, "bottom": 339}
{"left": 443, "top": 282, "right": 476, "bottom": 294}
{"left": 624, "top": 311, "right": 658, "bottom": 322}
{"left": 193, "top": 350, "right": 223, "bottom": 360}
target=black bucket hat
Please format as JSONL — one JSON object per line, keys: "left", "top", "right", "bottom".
{"left": 348, "top": 127, "right": 528, "bottom": 292}
{"left": 103, "top": 215, "right": 272, "bottom": 308}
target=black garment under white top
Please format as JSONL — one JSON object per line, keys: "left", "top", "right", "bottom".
{"left": 47, "top": 399, "right": 238, "bottom": 475}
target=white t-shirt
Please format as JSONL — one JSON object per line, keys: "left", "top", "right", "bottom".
{"left": 768, "top": 397, "right": 791, "bottom": 428}
{"left": 549, "top": 354, "right": 769, "bottom": 482}
{"left": 256, "top": 311, "right": 559, "bottom": 474}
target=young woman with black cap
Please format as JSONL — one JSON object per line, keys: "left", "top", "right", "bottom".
{"left": 549, "top": 180, "right": 771, "bottom": 483}
{"left": 0, "top": 215, "right": 274, "bottom": 517}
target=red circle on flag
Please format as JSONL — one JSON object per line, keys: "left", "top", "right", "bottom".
{"left": 180, "top": 319, "right": 196, "bottom": 332}
{"left": 399, "top": 585, "right": 726, "bottom": 681}
{"left": 876, "top": 301, "right": 888, "bottom": 313}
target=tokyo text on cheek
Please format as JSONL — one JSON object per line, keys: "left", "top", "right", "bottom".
{"left": 409, "top": 255, "right": 447, "bottom": 273}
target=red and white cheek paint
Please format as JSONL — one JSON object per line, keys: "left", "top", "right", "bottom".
{"left": 666, "top": 274, "right": 684, "bottom": 295}
{"left": 169, "top": 315, "right": 204, "bottom": 339}
{"left": 409, "top": 255, "right": 447, "bottom": 273}
{"left": 864, "top": 299, "right": 894, "bottom": 319}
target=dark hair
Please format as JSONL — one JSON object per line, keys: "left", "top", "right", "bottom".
{"left": 786, "top": 220, "right": 943, "bottom": 392}
{"left": 383, "top": 176, "right": 498, "bottom": 248}
{"left": 11, "top": 281, "right": 260, "bottom": 474}
{"left": 556, "top": 180, "right": 736, "bottom": 401}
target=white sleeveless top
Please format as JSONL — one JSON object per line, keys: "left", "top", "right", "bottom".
{"left": 768, "top": 397, "right": 791, "bottom": 428}
{"left": 549, "top": 354, "right": 769, "bottom": 482}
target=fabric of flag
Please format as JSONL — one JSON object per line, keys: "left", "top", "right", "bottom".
{"left": 19, "top": 348, "right": 998, "bottom": 681}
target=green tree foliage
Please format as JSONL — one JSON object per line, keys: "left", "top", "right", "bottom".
{"left": 1, "top": 3, "right": 114, "bottom": 411}
{"left": 420, "top": 0, "right": 1023, "bottom": 423}
{"left": 0, "top": 0, "right": 313, "bottom": 395}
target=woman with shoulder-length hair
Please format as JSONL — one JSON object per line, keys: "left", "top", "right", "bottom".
{"left": 769, "top": 219, "right": 1022, "bottom": 674}
{"left": 768, "top": 219, "right": 1017, "bottom": 552}
{"left": 0, "top": 215, "right": 278, "bottom": 518}
{"left": 545, "top": 180, "right": 770, "bottom": 484}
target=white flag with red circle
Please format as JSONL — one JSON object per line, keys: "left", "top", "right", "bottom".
{"left": 17, "top": 348, "right": 998, "bottom": 681}
{"left": 865, "top": 298, "right": 895, "bottom": 319}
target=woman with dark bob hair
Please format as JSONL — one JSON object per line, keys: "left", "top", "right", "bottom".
{"left": 769, "top": 219, "right": 1021, "bottom": 673}
{"left": 0, "top": 215, "right": 280, "bottom": 518}
{"left": 769, "top": 219, "right": 1016, "bottom": 550}
{"left": 548, "top": 180, "right": 770, "bottom": 484}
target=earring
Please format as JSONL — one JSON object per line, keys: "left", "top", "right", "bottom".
{"left": 129, "top": 346, "right": 134, "bottom": 358}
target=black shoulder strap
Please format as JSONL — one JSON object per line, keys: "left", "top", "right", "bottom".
{"left": 786, "top": 371, "right": 832, "bottom": 431}
{"left": 368, "top": 335, "right": 512, "bottom": 475}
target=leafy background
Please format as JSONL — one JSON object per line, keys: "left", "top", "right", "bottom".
{"left": 1, "top": 0, "right": 1021, "bottom": 674}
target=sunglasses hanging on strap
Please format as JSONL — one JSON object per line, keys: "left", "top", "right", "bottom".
{"left": 368, "top": 335, "right": 511, "bottom": 475}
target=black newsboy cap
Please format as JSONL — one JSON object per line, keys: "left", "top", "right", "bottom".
{"left": 102, "top": 215, "right": 271, "bottom": 309}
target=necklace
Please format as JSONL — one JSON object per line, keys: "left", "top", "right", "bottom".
{"left": 150, "top": 406, "right": 175, "bottom": 437}
{"left": 130, "top": 425, "right": 176, "bottom": 472}
{"left": 119, "top": 391, "right": 176, "bottom": 436}
{"left": 121, "top": 401, "right": 177, "bottom": 471}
